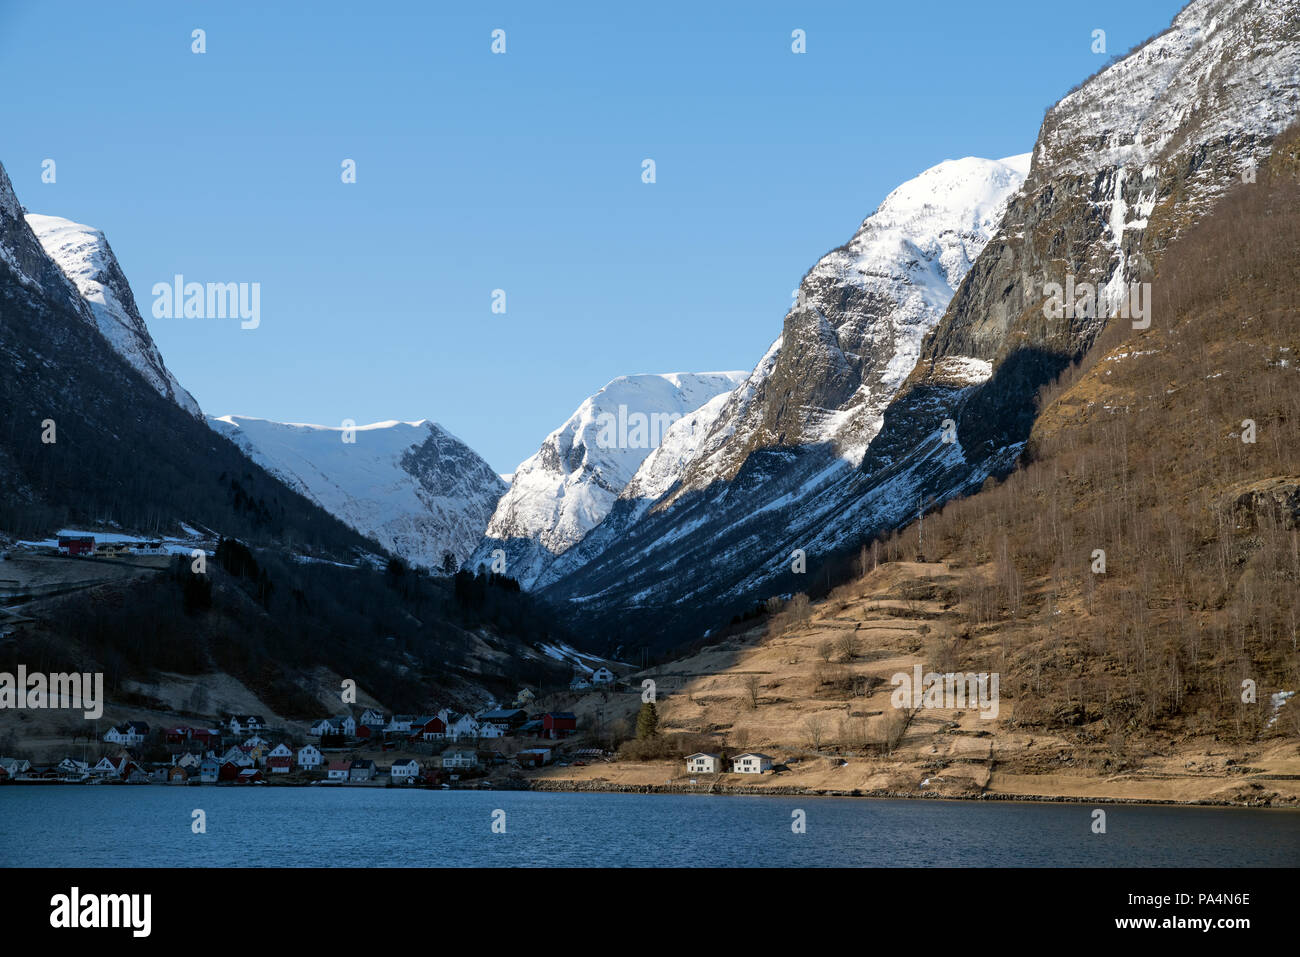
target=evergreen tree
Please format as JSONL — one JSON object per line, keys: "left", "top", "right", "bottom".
{"left": 635, "top": 701, "right": 659, "bottom": 739}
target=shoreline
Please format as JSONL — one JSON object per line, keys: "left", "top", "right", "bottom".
{"left": 4, "top": 777, "right": 1297, "bottom": 810}
{"left": 519, "top": 776, "right": 1300, "bottom": 810}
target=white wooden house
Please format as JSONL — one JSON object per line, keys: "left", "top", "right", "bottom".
{"left": 445, "top": 712, "right": 480, "bottom": 741}
{"left": 390, "top": 758, "right": 421, "bottom": 783}
{"left": 441, "top": 750, "right": 479, "bottom": 769}
{"left": 296, "top": 744, "right": 323, "bottom": 769}
{"left": 731, "top": 752, "right": 774, "bottom": 774}
{"left": 227, "top": 715, "right": 266, "bottom": 735}
{"left": 591, "top": 667, "right": 615, "bottom": 686}
{"left": 104, "top": 721, "right": 149, "bottom": 746}
{"left": 359, "top": 708, "right": 386, "bottom": 726}
{"left": 685, "top": 753, "right": 720, "bottom": 774}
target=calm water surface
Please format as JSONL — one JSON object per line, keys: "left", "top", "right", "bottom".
{"left": 1, "top": 787, "right": 1296, "bottom": 867}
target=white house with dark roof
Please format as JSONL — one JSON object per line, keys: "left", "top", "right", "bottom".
{"left": 445, "top": 712, "right": 480, "bottom": 741}
{"left": 591, "top": 667, "right": 615, "bottom": 686}
{"left": 104, "top": 721, "right": 149, "bottom": 746}
{"left": 731, "top": 752, "right": 774, "bottom": 774}
{"left": 390, "top": 758, "right": 421, "bottom": 783}
{"left": 227, "top": 715, "right": 266, "bottom": 735}
{"left": 297, "top": 744, "right": 323, "bottom": 769}
{"left": 442, "top": 750, "right": 479, "bottom": 769}
{"left": 685, "top": 753, "right": 721, "bottom": 774}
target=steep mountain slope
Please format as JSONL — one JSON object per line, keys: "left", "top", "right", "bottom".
{"left": 542, "top": 155, "right": 1031, "bottom": 636}
{"left": 26, "top": 213, "right": 201, "bottom": 416}
{"left": 0, "top": 159, "right": 374, "bottom": 548}
{"left": 472, "top": 371, "right": 745, "bottom": 586}
{"left": 543, "top": 0, "right": 1300, "bottom": 650}
{"left": 209, "top": 415, "right": 506, "bottom": 569}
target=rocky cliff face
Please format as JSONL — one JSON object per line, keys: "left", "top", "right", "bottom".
{"left": 542, "top": 0, "right": 1300, "bottom": 648}
{"left": 870, "top": 0, "right": 1300, "bottom": 473}
{"left": 27, "top": 214, "right": 201, "bottom": 416}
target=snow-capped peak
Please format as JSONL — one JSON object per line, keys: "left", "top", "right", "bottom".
{"left": 26, "top": 213, "right": 201, "bottom": 416}
{"left": 472, "top": 371, "right": 746, "bottom": 585}
{"left": 209, "top": 414, "right": 506, "bottom": 568}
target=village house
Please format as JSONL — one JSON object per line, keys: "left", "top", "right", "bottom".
{"left": 104, "top": 721, "right": 150, "bottom": 746}
{"left": 90, "top": 757, "right": 119, "bottom": 778}
{"left": 1, "top": 757, "right": 32, "bottom": 778}
{"left": 591, "top": 667, "right": 615, "bottom": 686}
{"left": 227, "top": 715, "right": 267, "bottom": 736}
{"left": 411, "top": 716, "right": 446, "bottom": 741}
{"left": 296, "top": 744, "right": 323, "bottom": 769}
{"left": 477, "top": 723, "right": 506, "bottom": 739}
{"left": 542, "top": 712, "right": 577, "bottom": 739}
{"left": 56, "top": 757, "right": 89, "bottom": 777}
{"left": 444, "top": 712, "right": 480, "bottom": 741}
{"left": 190, "top": 728, "right": 221, "bottom": 748}
{"left": 569, "top": 675, "right": 592, "bottom": 691}
{"left": 731, "top": 752, "right": 774, "bottom": 774}
{"left": 384, "top": 714, "right": 415, "bottom": 733}
{"left": 685, "top": 753, "right": 721, "bottom": 774}
{"left": 517, "top": 747, "right": 553, "bottom": 768}
{"left": 512, "top": 688, "right": 536, "bottom": 708}
{"left": 441, "top": 750, "right": 479, "bottom": 770}
{"left": 168, "top": 766, "right": 188, "bottom": 784}
{"left": 477, "top": 708, "right": 528, "bottom": 732}
{"left": 219, "top": 761, "right": 243, "bottom": 782}
{"left": 243, "top": 735, "right": 270, "bottom": 749}
{"left": 200, "top": 757, "right": 221, "bottom": 783}
{"left": 174, "top": 752, "right": 204, "bottom": 770}
{"left": 57, "top": 535, "right": 94, "bottom": 556}
{"left": 359, "top": 708, "right": 386, "bottom": 726}
{"left": 349, "top": 759, "right": 376, "bottom": 783}
{"left": 235, "top": 768, "right": 264, "bottom": 784}
{"left": 221, "top": 746, "right": 254, "bottom": 768}
{"left": 267, "top": 743, "right": 293, "bottom": 773}
{"left": 326, "top": 760, "right": 350, "bottom": 782}
{"left": 390, "top": 758, "right": 421, "bottom": 783}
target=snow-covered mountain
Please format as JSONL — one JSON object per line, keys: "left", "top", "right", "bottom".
{"left": 542, "top": 0, "right": 1300, "bottom": 648}
{"left": 209, "top": 415, "right": 506, "bottom": 569}
{"left": 663, "top": 153, "right": 1029, "bottom": 502}
{"left": 26, "top": 213, "right": 201, "bottom": 416}
{"left": 472, "top": 372, "right": 746, "bottom": 586}
{"left": 538, "top": 154, "right": 1028, "bottom": 607}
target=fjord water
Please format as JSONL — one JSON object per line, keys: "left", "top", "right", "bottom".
{"left": 1, "top": 788, "right": 1296, "bottom": 867}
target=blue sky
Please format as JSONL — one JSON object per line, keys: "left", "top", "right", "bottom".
{"left": 0, "top": 0, "right": 1186, "bottom": 473}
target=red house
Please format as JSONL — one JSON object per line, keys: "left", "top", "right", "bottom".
{"left": 235, "top": 768, "right": 264, "bottom": 784}
{"left": 191, "top": 728, "right": 221, "bottom": 746}
{"left": 58, "top": 535, "right": 95, "bottom": 556}
{"left": 542, "top": 712, "right": 577, "bottom": 739}
{"left": 164, "top": 726, "right": 193, "bottom": 744}
{"left": 218, "top": 761, "right": 242, "bottom": 782}
{"left": 267, "top": 755, "right": 292, "bottom": 773}
{"left": 412, "top": 716, "right": 446, "bottom": 741}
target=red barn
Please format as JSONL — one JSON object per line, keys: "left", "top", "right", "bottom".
{"left": 235, "top": 768, "right": 264, "bottom": 784}
{"left": 58, "top": 536, "right": 95, "bottom": 556}
{"left": 542, "top": 712, "right": 577, "bottom": 739}
{"left": 164, "top": 727, "right": 192, "bottom": 744}
{"left": 218, "top": 761, "right": 242, "bottom": 782}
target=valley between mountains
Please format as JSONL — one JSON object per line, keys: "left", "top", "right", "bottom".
{"left": 1, "top": 0, "right": 1297, "bottom": 806}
